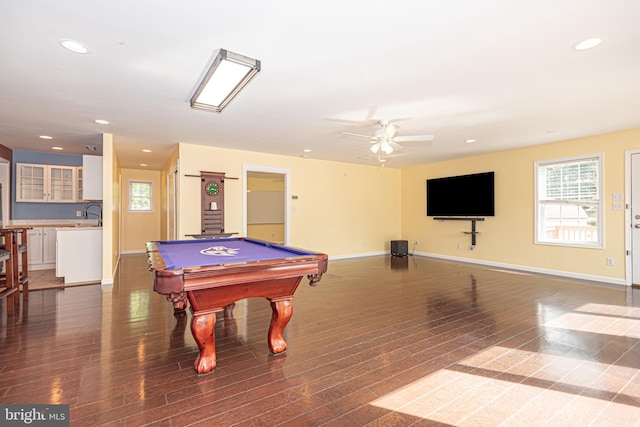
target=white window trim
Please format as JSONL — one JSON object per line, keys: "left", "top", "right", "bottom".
{"left": 128, "top": 180, "right": 154, "bottom": 213}
{"left": 534, "top": 153, "right": 604, "bottom": 249}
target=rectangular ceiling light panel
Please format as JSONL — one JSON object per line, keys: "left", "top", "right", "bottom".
{"left": 191, "top": 49, "right": 261, "bottom": 113}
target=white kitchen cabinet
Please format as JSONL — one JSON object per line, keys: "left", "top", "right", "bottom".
{"left": 56, "top": 227, "right": 102, "bottom": 284}
{"left": 17, "top": 163, "right": 76, "bottom": 203}
{"left": 27, "top": 227, "right": 57, "bottom": 270}
{"left": 82, "top": 155, "right": 102, "bottom": 200}
{"left": 77, "top": 167, "right": 84, "bottom": 201}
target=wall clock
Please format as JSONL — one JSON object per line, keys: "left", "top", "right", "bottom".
{"left": 205, "top": 182, "right": 219, "bottom": 196}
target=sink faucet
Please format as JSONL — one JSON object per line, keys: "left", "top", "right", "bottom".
{"left": 83, "top": 202, "right": 103, "bottom": 226}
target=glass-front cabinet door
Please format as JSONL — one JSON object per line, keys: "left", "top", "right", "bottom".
{"left": 16, "top": 163, "right": 76, "bottom": 202}
{"left": 49, "top": 166, "right": 75, "bottom": 202}
{"left": 77, "top": 167, "right": 83, "bottom": 201}
{"left": 17, "top": 163, "right": 46, "bottom": 202}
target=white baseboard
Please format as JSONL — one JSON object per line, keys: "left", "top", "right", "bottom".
{"left": 414, "top": 251, "right": 627, "bottom": 287}
{"left": 329, "top": 251, "right": 387, "bottom": 260}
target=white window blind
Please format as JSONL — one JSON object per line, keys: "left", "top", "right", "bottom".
{"left": 535, "top": 154, "right": 603, "bottom": 248}
{"left": 129, "top": 181, "right": 153, "bottom": 212}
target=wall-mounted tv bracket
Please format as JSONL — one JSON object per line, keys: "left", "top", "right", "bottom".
{"left": 434, "top": 217, "right": 485, "bottom": 250}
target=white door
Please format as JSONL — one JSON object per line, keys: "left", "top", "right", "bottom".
{"left": 632, "top": 153, "right": 640, "bottom": 285}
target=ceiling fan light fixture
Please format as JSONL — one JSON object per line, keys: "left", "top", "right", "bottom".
{"left": 381, "top": 142, "right": 394, "bottom": 155}
{"left": 191, "top": 49, "right": 261, "bottom": 113}
{"left": 371, "top": 142, "right": 394, "bottom": 155}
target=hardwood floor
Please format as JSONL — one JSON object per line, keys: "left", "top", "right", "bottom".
{"left": 2, "top": 254, "right": 640, "bottom": 426}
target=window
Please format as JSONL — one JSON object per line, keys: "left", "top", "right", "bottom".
{"left": 535, "top": 154, "right": 603, "bottom": 248}
{"left": 129, "top": 181, "right": 153, "bottom": 212}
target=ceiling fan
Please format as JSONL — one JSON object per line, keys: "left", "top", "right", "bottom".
{"left": 342, "top": 119, "right": 434, "bottom": 155}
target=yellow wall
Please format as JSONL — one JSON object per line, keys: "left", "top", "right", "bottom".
{"left": 175, "top": 143, "right": 402, "bottom": 257}
{"left": 121, "top": 168, "right": 162, "bottom": 253}
{"left": 102, "top": 133, "right": 120, "bottom": 285}
{"left": 401, "top": 128, "right": 640, "bottom": 284}
{"left": 247, "top": 174, "right": 285, "bottom": 243}
{"left": 247, "top": 224, "right": 285, "bottom": 243}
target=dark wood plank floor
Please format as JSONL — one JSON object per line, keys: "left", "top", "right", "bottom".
{"left": 2, "top": 254, "right": 640, "bottom": 426}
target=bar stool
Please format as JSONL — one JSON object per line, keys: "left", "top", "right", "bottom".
{"left": 13, "top": 228, "right": 29, "bottom": 297}
{"left": 0, "top": 229, "right": 16, "bottom": 316}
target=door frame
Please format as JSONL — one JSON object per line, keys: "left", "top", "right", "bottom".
{"left": 0, "top": 160, "right": 9, "bottom": 224}
{"left": 624, "top": 149, "right": 640, "bottom": 286}
{"left": 242, "top": 164, "right": 290, "bottom": 245}
{"left": 166, "top": 163, "right": 178, "bottom": 240}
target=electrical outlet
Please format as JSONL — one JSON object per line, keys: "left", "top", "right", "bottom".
{"left": 607, "top": 258, "right": 615, "bottom": 266}
{"left": 415, "top": 240, "right": 419, "bottom": 245}
{"left": 76, "top": 210, "right": 82, "bottom": 217}
{"left": 457, "top": 243, "right": 462, "bottom": 249}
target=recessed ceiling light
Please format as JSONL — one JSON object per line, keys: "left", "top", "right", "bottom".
{"left": 142, "top": 149, "right": 152, "bottom": 153}
{"left": 303, "top": 149, "right": 312, "bottom": 153}
{"left": 140, "top": 163, "right": 148, "bottom": 167}
{"left": 465, "top": 139, "right": 476, "bottom": 144}
{"left": 39, "top": 135, "right": 53, "bottom": 140}
{"left": 94, "top": 119, "right": 109, "bottom": 125}
{"left": 59, "top": 39, "right": 90, "bottom": 54}
{"left": 52, "top": 146, "right": 64, "bottom": 151}
{"left": 573, "top": 37, "right": 603, "bottom": 51}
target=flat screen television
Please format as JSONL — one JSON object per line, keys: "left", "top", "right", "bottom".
{"left": 426, "top": 171, "right": 495, "bottom": 217}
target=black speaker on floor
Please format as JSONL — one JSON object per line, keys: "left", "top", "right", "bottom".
{"left": 390, "top": 240, "right": 408, "bottom": 257}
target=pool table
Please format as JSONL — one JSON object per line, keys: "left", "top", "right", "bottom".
{"left": 146, "top": 237, "right": 328, "bottom": 375}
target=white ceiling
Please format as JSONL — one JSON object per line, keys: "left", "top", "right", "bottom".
{"left": 1, "top": 1, "right": 639, "bottom": 170}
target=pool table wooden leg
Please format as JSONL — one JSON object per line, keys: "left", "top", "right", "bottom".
{"left": 268, "top": 297, "right": 293, "bottom": 354}
{"left": 223, "top": 302, "right": 235, "bottom": 319}
{"left": 191, "top": 311, "right": 218, "bottom": 374}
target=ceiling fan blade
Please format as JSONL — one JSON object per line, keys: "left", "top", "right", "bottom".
{"left": 341, "top": 131, "right": 376, "bottom": 140}
{"left": 393, "top": 135, "right": 434, "bottom": 143}
{"left": 382, "top": 123, "right": 398, "bottom": 139}
{"left": 365, "top": 106, "right": 378, "bottom": 121}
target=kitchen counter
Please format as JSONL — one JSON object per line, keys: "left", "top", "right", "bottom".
{"left": 10, "top": 220, "right": 101, "bottom": 228}
{"left": 56, "top": 226, "right": 102, "bottom": 231}
{"left": 56, "top": 227, "right": 102, "bottom": 284}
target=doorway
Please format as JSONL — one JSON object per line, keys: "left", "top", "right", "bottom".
{"left": 242, "top": 165, "right": 289, "bottom": 245}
